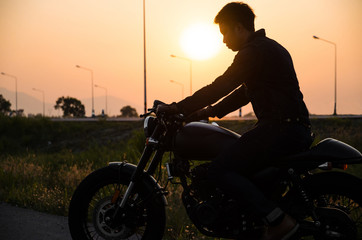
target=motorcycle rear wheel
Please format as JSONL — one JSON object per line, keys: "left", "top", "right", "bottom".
{"left": 68, "top": 166, "right": 166, "bottom": 240}
{"left": 305, "top": 172, "right": 362, "bottom": 239}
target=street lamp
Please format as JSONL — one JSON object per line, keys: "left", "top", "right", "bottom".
{"left": 143, "top": 0, "right": 147, "bottom": 114}
{"left": 75, "top": 65, "right": 95, "bottom": 117}
{"left": 94, "top": 84, "right": 108, "bottom": 116}
{"left": 170, "top": 80, "right": 184, "bottom": 99}
{"left": 313, "top": 35, "right": 337, "bottom": 116}
{"left": 170, "top": 54, "right": 192, "bottom": 95}
{"left": 1, "top": 72, "right": 18, "bottom": 112}
{"left": 32, "top": 88, "right": 45, "bottom": 116}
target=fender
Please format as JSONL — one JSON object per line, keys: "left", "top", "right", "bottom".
{"left": 109, "top": 162, "right": 168, "bottom": 206}
{"left": 303, "top": 171, "right": 362, "bottom": 203}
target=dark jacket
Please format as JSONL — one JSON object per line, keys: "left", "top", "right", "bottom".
{"left": 176, "top": 29, "right": 310, "bottom": 125}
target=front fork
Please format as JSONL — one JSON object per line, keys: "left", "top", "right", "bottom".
{"left": 117, "top": 145, "right": 155, "bottom": 208}
{"left": 113, "top": 125, "right": 166, "bottom": 219}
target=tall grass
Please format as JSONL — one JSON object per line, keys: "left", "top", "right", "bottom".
{"left": 0, "top": 116, "right": 361, "bottom": 240}
{"left": 0, "top": 141, "right": 129, "bottom": 214}
{"left": 0, "top": 116, "right": 141, "bottom": 213}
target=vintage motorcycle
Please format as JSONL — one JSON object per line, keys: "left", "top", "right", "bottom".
{"left": 68, "top": 100, "right": 362, "bottom": 240}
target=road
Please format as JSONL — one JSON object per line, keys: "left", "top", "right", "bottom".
{"left": 0, "top": 202, "right": 72, "bottom": 240}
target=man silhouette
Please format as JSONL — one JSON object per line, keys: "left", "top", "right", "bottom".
{"left": 158, "top": 2, "right": 313, "bottom": 239}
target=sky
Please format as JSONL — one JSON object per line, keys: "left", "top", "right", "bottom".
{"left": 1, "top": 0, "right": 361, "bottom": 117}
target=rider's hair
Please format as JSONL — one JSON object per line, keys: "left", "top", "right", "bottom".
{"left": 214, "top": 2, "right": 255, "bottom": 32}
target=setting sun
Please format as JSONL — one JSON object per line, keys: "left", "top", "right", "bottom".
{"left": 180, "top": 23, "right": 222, "bottom": 60}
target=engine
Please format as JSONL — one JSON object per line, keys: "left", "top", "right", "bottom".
{"left": 182, "top": 163, "right": 251, "bottom": 236}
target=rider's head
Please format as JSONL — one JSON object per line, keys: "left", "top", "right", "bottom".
{"left": 214, "top": 2, "right": 255, "bottom": 51}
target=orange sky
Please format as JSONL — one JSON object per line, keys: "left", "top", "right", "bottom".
{"left": 1, "top": 0, "right": 361, "bottom": 117}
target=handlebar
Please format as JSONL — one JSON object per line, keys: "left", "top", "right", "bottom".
{"left": 140, "top": 110, "right": 154, "bottom": 118}
{"left": 139, "top": 100, "right": 165, "bottom": 118}
{"left": 140, "top": 100, "right": 185, "bottom": 124}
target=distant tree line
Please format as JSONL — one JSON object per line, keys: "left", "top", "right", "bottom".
{"left": 54, "top": 96, "right": 85, "bottom": 117}
{"left": 0, "top": 94, "right": 23, "bottom": 116}
{"left": 1, "top": 94, "right": 138, "bottom": 118}
{"left": 0, "top": 94, "right": 11, "bottom": 115}
{"left": 119, "top": 105, "right": 138, "bottom": 117}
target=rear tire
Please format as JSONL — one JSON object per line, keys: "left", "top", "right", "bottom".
{"left": 304, "top": 172, "right": 362, "bottom": 239}
{"left": 68, "top": 166, "right": 166, "bottom": 240}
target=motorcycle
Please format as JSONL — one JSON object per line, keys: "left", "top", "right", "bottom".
{"left": 68, "top": 100, "right": 362, "bottom": 240}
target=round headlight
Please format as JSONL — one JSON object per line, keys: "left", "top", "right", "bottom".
{"left": 143, "top": 116, "right": 157, "bottom": 138}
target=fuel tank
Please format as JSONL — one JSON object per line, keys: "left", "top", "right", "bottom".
{"left": 173, "top": 122, "right": 240, "bottom": 160}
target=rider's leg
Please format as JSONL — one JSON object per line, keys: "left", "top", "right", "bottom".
{"left": 208, "top": 122, "right": 311, "bottom": 238}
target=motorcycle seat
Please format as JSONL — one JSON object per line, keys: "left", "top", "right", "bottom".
{"left": 278, "top": 138, "right": 362, "bottom": 168}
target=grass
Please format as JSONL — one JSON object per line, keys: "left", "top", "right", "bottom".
{"left": 0, "top": 116, "right": 361, "bottom": 239}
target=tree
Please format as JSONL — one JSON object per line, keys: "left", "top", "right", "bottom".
{"left": 54, "top": 96, "right": 85, "bottom": 117}
{"left": 120, "top": 105, "right": 138, "bottom": 117}
{"left": 0, "top": 94, "right": 11, "bottom": 115}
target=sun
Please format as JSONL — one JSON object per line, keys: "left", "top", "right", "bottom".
{"left": 180, "top": 23, "right": 222, "bottom": 60}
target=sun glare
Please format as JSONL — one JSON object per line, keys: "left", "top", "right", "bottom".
{"left": 180, "top": 23, "right": 222, "bottom": 60}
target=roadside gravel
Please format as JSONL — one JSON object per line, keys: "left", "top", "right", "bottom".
{"left": 0, "top": 202, "right": 72, "bottom": 240}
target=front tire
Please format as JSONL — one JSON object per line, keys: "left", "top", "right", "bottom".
{"left": 68, "top": 165, "right": 166, "bottom": 240}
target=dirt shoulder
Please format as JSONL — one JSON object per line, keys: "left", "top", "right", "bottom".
{"left": 0, "top": 202, "right": 71, "bottom": 240}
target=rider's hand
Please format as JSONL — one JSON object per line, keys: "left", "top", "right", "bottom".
{"left": 186, "top": 106, "right": 215, "bottom": 122}
{"left": 156, "top": 102, "right": 179, "bottom": 115}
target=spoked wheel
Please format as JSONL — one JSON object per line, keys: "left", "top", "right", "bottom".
{"left": 312, "top": 194, "right": 362, "bottom": 239}
{"left": 304, "top": 172, "right": 362, "bottom": 239}
{"left": 69, "top": 166, "right": 166, "bottom": 240}
{"left": 89, "top": 188, "right": 146, "bottom": 239}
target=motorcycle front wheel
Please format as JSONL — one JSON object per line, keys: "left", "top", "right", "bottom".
{"left": 68, "top": 166, "right": 166, "bottom": 240}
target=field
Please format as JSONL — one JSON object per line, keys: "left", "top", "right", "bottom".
{"left": 0, "top": 116, "right": 361, "bottom": 239}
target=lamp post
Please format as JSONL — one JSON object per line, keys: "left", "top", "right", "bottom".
{"left": 143, "top": 0, "right": 147, "bottom": 114}
{"left": 1, "top": 72, "right": 18, "bottom": 112}
{"left": 94, "top": 84, "right": 108, "bottom": 116}
{"left": 313, "top": 35, "right": 337, "bottom": 116}
{"left": 75, "top": 65, "right": 95, "bottom": 117}
{"left": 32, "top": 88, "right": 45, "bottom": 116}
{"left": 170, "top": 80, "right": 184, "bottom": 99}
{"left": 170, "top": 54, "right": 192, "bottom": 96}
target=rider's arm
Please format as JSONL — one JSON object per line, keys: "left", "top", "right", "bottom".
{"left": 211, "top": 84, "right": 250, "bottom": 118}
{"left": 176, "top": 46, "right": 260, "bottom": 116}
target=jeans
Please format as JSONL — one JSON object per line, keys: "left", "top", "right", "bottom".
{"left": 208, "top": 122, "right": 313, "bottom": 220}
